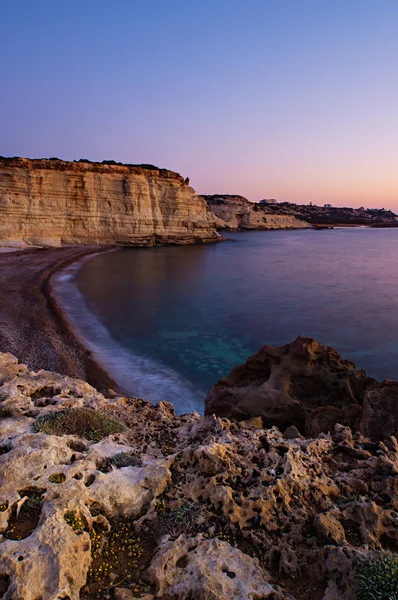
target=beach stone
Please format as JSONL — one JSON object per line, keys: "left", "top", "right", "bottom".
{"left": 205, "top": 336, "right": 375, "bottom": 436}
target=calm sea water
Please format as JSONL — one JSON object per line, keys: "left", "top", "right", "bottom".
{"left": 56, "top": 229, "right": 398, "bottom": 414}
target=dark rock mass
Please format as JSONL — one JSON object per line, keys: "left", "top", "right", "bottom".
{"left": 361, "top": 381, "right": 398, "bottom": 440}
{"left": 205, "top": 336, "right": 377, "bottom": 436}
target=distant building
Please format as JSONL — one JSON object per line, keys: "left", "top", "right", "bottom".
{"left": 259, "top": 198, "right": 277, "bottom": 204}
{"left": 324, "top": 203, "right": 332, "bottom": 208}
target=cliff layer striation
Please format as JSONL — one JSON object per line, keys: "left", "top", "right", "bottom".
{"left": 0, "top": 158, "right": 220, "bottom": 247}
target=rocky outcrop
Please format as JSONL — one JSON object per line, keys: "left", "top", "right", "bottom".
{"left": 205, "top": 336, "right": 378, "bottom": 436}
{"left": 203, "top": 195, "right": 310, "bottom": 230}
{"left": 255, "top": 201, "right": 398, "bottom": 227}
{"left": 360, "top": 381, "right": 398, "bottom": 440}
{"left": 1, "top": 352, "right": 398, "bottom": 600}
{"left": 147, "top": 534, "right": 277, "bottom": 599}
{"left": 0, "top": 157, "right": 220, "bottom": 247}
{"left": 204, "top": 195, "right": 398, "bottom": 230}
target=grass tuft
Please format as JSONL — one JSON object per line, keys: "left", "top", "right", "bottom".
{"left": 356, "top": 550, "right": 398, "bottom": 600}
{"left": 33, "top": 408, "right": 125, "bottom": 442}
{"left": 99, "top": 452, "right": 139, "bottom": 473}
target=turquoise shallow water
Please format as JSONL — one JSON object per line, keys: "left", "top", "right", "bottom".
{"left": 62, "top": 229, "right": 398, "bottom": 413}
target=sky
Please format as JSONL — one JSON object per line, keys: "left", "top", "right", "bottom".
{"left": 1, "top": 0, "right": 398, "bottom": 209}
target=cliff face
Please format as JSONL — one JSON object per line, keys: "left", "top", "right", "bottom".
{"left": 0, "top": 158, "right": 220, "bottom": 247}
{"left": 203, "top": 195, "right": 310, "bottom": 230}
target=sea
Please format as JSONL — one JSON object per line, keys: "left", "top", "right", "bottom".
{"left": 54, "top": 228, "right": 398, "bottom": 414}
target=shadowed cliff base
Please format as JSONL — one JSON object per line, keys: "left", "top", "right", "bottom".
{"left": 0, "top": 246, "right": 119, "bottom": 392}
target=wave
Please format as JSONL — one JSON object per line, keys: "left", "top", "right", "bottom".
{"left": 52, "top": 255, "right": 205, "bottom": 415}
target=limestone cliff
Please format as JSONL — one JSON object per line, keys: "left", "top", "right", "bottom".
{"left": 203, "top": 195, "right": 310, "bottom": 230}
{"left": 0, "top": 158, "right": 220, "bottom": 247}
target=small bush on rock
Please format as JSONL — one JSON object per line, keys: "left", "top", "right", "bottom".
{"left": 356, "top": 551, "right": 398, "bottom": 599}
{"left": 99, "top": 451, "right": 139, "bottom": 473}
{"left": 33, "top": 408, "right": 125, "bottom": 441}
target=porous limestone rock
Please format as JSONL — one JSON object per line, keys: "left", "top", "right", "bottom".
{"left": 0, "top": 157, "right": 220, "bottom": 247}
{"left": 1, "top": 352, "right": 398, "bottom": 600}
{"left": 148, "top": 533, "right": 280, "bottom": 599}
{"left": 205, "top": 336, "right": 375, "bottom": 436}
{"left": 360, "top": 381, "right": 398, "bottom": 440}
{"left": 203, "top": 195, "right": 310, "bottom": 230}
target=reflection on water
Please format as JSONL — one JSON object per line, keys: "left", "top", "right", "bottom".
{"left": 59, "top": 229, "right": 398, "bottom": 413}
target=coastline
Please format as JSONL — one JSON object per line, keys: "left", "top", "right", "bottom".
{"left": 0, "top": 245, "right": 120, "bottom": 393}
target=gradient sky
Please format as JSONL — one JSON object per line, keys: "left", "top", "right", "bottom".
{"left": 1, "top": 0, "right": 398, "bottom": 209}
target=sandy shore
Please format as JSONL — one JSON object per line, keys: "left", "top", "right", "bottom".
{"left": 0, "top": 246, "right": 118, "bottom": 391}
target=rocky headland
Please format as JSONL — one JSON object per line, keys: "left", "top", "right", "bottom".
{"left": 1, "top": 338, "right": 398, "bottom": 600}
{"left": 262, "top": 202, "right": 398, "bottom": 228}
{"left": 203, "top": 195, "right": 398, "bottom": 231}
{"left": 203, "top": 195, "right": 310, "bottom": 231}
{"left": 0, "top": 158, "right": 220, "bottom": 247}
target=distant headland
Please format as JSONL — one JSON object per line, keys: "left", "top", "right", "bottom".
{"left": 203, "top": 194, "right": 398, "bottom": 231}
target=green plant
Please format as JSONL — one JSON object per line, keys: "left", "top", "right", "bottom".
{"left": 99, "top": 452, "right": 139, "bottom": 473}
{"left": 33, "top": 408, "right": 125, "bottom": 442}
{"left": 85, "top": 516, "right": 144, "bottom": 597}
{"left": 64, "top": 510, "right": 86, "bottom": 532}
{"left": 356, "top": 551, "right": 398, "bottom": 599}
{"left": 48, "top": 473, "right": 66, "bottom": 484}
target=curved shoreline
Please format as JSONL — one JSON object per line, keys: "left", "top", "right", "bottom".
{"left": 46, "top": 247, "right": 123, "bottom": 393}
{"left": 51, "top": 250, "right": 206, "bottom": 414}
{"left": 0, "top": 245, "right": 121, "bottom": 393}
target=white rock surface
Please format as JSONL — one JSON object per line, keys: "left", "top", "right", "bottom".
{"left": 147, "top": 533, "right": 280, "bottom": 600}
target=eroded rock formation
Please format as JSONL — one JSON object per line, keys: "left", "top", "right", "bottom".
{"left": 205, "top": 336, "right": 378, "bottom": 436}
{"left": 204, "top": 195, "right": 398, "bottom": 230}
{"left": 203, "top": 195, "right": 310, "bottom": 230}
{"left": 1, "top": 351, "right": 398, "bottom": 599}
{"left": 0, "top": 158, "right": 220, "bottom": 247}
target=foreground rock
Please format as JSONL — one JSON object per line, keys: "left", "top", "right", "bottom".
{"left": 0, "top": 157, "right": 220, "bottom": 247}
{"left": 1, "top": 352, "right": 398, "bottom": 599}
{"left": 206, "top": 336, "right": 382, "bottom": 437}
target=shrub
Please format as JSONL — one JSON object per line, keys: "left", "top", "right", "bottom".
{"left": 356, "top": 551, "right": 398, "bottom": 600}
{"left": 137, "top": 163, "right": 158, "bottom": 170}
{"left": 33, "top": 408, "right": 125, "bottom": 442}
{"left": 99, "top": 451, "right": 139, "bottom": 473}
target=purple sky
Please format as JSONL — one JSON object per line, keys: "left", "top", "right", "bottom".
{"left": 1, "top": 1, "right": 398, "bottom": 209}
